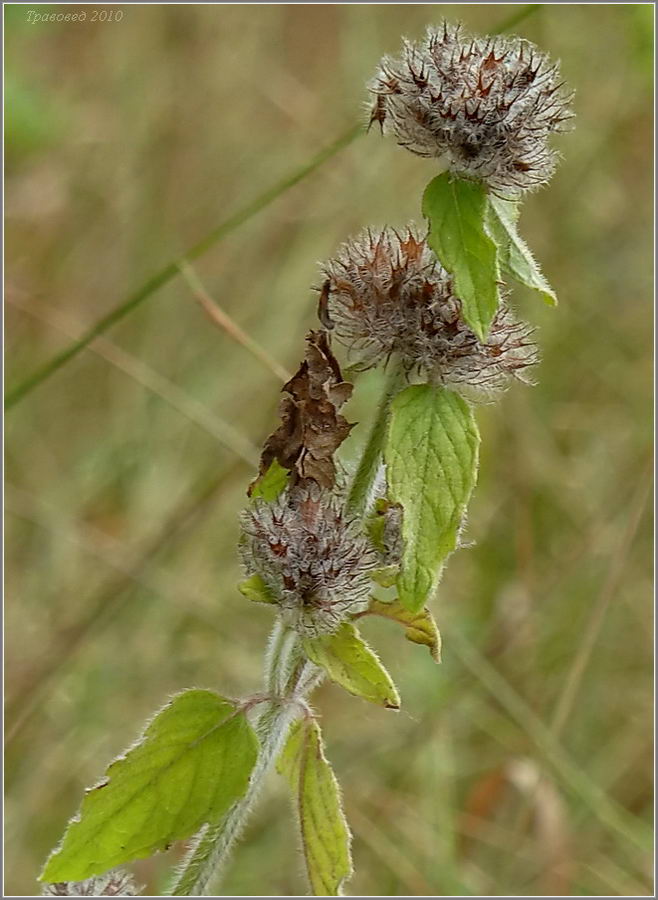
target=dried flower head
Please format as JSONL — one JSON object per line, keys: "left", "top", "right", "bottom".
{"left": 241, "top": 484, "right": 378, "bottom": 636}
{"left": 368, "top": 21, "right": 574, "bottom": 196}
{"left": 42, "top": 871, "right": 140, "bottom": 896}
{"left": 320, "top": 225, "right": 537, "bottom": 393}
{"left": 251, "top": 330, "right": 354, "bottom": 493}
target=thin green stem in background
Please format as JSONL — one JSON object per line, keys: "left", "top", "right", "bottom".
{"left": 5, "top": 124, "right": 363, "bottom": 411}
{"left": 493, "top": 3, "right": 541, "bottom": 34}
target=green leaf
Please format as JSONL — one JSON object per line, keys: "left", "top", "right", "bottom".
{"left": 249, "top": 459, "right": 288, "bottom": 501}
{"left": 277, "top": 719, "right": 352, "bottom": 896}
{"left": 238, "top": 573, "right": 277, "bottom": 604}
{"left": 485, "top": 194, "right": 557, "bottom": 306}
{"left": 303, "top": 623, "right": 400, "bottom": 709}
{"left": 422, "top": 173, "right": 500, "bottom": 340}
{"left": 385, "top": 384, "right": 479, "bottom": 612}
{"left": 367, "top": 598, "right": 441, "bottom": 663}
{"left": 40, "top": 690, "right": 259, "bottom": 882}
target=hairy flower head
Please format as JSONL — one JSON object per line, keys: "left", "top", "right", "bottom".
{"left": 42, "top": 871, "right": 140, "bottom": 896}
{"left": 241, "top": 484, "right": 378, "bottom": 636}
{"left": 320, "top": 225, "right": 537, "bottom": 393}
{"left": 368, "top": 22, "right": 574, "bottom": 196}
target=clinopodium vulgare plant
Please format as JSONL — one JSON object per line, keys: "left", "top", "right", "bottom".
{"left": 39, "top": 21, "right": 573, "bottom": 897}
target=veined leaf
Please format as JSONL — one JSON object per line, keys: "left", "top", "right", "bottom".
{"left": 485, "top": 194, "right": 557, "bottom": 306}
{"left": 249, "top": 459, "right": 288, "bottom": 501}
{"left": 277, "top": 719, "right": 352, "bottom": 896}
{"left": 367, "top": 598, "right": 441, "bottom": 662}
{"left": 40, "top": 690, "right": 259, "bottom": 882}
{"left": 238, "top": 573, "right": 277, "bottom": 604}
{"left": 303, "top": 623, "right": 400, "bottom": 709}
{"left": 385, "top": 384, "right": 479, "bottom": 612}
{"left": 422, "top": 173, "right": 500, "bottom": 340}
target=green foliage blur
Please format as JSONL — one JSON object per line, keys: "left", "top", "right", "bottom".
{"left": 5, "top": 4, "right": 653, "bottom": 896}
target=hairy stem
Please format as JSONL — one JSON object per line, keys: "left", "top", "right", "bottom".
{"left": 170, "top": 624, "right": 318, "bottom": 896}
{"left": 265, "top": 620, "right": 300, "bottom": 697}
{"left": 346, "top": 366, "right": 405, "bottom": 519}
{"left": 169, "top": 701, "right": 297, "bottom": 896}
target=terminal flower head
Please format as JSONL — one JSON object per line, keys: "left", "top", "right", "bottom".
{"left": 368, "top": 22, "right": 574, "bottom": 196}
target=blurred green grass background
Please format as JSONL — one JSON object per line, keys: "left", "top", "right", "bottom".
{"left": 5, "top": 3, "right": 653, "bottom": 896}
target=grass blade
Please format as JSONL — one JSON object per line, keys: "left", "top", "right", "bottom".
{"left": 5, "top": 124, "right": 362, "bottom": 410}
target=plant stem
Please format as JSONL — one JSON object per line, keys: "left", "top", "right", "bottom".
{"left": 169, "top": 701, "right": 296, "bottom": 895}
{"left": 493, "top": 3, "right": 541, "bottom": 34}
{"left": 5, "top": 124, "right": 363, "bottom": 411}
{"left": 265, "top": 619, "right": 300, "bottom": 697}
{"left": 346, "top": 365, "right": 405, "bottom": 519}
{"left": 170, "top": 623, "right": 318, "bottom": 896}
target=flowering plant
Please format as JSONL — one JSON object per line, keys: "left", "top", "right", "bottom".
{"left": 38, "top": 20, "right": 571, "bottom": 898}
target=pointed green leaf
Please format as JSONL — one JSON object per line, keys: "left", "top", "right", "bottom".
{"left": 249, "top": 459, "right": 288, "bottom": 501}
{"left": 303, "top": 623, "right": 400, "bottom": 709}
{"left": 238, "top": 573, "right": 277, "bottom": 604}
{"left": 422, "top": 173, "right": 500, "bottom": 340}
{"left": 367, "top": 598, "right": 441, "bottom": 663}
{"left": 40, "top": 690, "right": 259, "bottom": 882}
{"left": 385, "top": 384, "right": 479, "bottom": 612}
{"left": 277, "top": 719, "right": 352, "bottom": 896}
{"left": 485, "top": 195, "right": 557, "bottom": 306}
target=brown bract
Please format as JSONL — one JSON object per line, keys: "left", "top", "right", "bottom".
{"left": 251, "top": 330, "right": 354, "bottom": 492}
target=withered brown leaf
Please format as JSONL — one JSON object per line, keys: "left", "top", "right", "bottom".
{"left": 249, "top": 330, "right": 354, "bottom": 494}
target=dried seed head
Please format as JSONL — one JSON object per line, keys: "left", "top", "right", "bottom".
{"left": 368, "top": 22, "right": 574, "bottom": 196}
{"left": 250, "top": 330, "right": 354, "bottom": 493}
{"left": 320, "top": 225, "right": 537, "bottom": 394}
{"left": 42, "top": 871, "right": 140, "bottom": 896}
{"left": 241, "top": 483, "right": 378, "bottom": 636}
